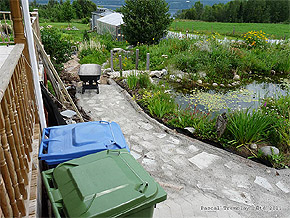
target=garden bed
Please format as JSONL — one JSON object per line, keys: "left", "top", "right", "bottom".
{"left": 114, "top": 74, "right": 290, "bottom": 169}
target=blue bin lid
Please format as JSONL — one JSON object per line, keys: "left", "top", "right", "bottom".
{"left": 39, "top": 121, "right": 129, "bottom": 164}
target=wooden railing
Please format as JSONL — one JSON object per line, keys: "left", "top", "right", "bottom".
{"left": 0, "top": 44, "right": 36, "bottom": 217}
{"left": 0, "top": 11, "right": 14, "bottom": 44}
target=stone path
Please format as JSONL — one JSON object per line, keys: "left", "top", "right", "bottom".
{"left": 76, "top": 80, "right": 290, "bottom": 218}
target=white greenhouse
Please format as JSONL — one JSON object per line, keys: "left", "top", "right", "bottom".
{"left": 93, "top": 13, "right": 124, "bottom": 41}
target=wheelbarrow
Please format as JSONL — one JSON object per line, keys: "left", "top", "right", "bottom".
{"left": 78, "top": 64, "right": 101, "bottom": 94}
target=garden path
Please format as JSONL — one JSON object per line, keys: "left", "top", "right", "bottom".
{"left": 76, "top": 79, "right": 290, "bottom": 218}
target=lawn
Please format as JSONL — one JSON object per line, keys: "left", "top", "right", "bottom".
{"left": 170, "top": 20, "right": 290, "bottom": 39}
{"left": 40, "top": 21, "right": 90, "bottom": 42}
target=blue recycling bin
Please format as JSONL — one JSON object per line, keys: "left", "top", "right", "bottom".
{"left": 39, "top": 121, "right": 129, "bottom": 167}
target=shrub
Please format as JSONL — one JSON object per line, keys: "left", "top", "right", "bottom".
{"left": 41, "top": 27, "right": 72, "bottom": 73}
{"left": 121, "top": 0, "right": 172, "bottom": 45}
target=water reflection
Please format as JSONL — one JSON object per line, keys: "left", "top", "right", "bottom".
{"left": 173, "top": 79, "right": 289, "bottom": 116}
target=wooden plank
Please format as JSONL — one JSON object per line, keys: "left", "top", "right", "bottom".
{"left": 0, "top": 44, "right": 24, "bottom": 102}
{"left": 32, "top": 30, "right": 84, "bottom": 122}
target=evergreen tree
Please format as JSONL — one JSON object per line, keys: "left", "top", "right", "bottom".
{"left": 0, "top": 0, "right": 9, "bottom": 11}
{"left": 121, "top": 0, "right": 172, "bottom": 45}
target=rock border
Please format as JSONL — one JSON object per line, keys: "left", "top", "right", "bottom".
{"left": 108, "top": 78, "right": 273, "bottom": 170}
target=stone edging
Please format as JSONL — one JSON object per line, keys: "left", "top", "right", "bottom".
{"left": 108, "top": 78, "right": 272, "bottom": 169}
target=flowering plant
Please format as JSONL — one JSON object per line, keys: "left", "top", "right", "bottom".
{"left": 243, "top": 30, "right": 268, "bottom": 48}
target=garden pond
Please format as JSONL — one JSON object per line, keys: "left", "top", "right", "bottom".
{"left": 169, "top": 76, "right": 290, "bottom": 116}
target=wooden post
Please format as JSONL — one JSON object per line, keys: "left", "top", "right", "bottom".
{"left": 135, "top": 49, "right": 139, "bottom": 70}
{"left": 9, "top": 0, "right": 26, "bottom": 44}
{"left": 146, "top": 53, "right": 150, "bottom": 71}
{"left": 110, "top": 50, "right": 114, "bottom": 72}
{"left": 119, "top": 55, "right": 122, "bottom": 77}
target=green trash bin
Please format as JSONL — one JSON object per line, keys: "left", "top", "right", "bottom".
{"left": 42, "top": 149, "right": 167, "bottom": 217}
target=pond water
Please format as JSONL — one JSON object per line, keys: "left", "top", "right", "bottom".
{"left": 171, "top": 77, "right": 290, "bottom": 116}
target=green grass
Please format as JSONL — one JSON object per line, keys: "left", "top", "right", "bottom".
{"left": 40, "top": 21, "right": 89, "bottom": 31}
{"left": 170, "top": 20, "right": 290, "bottom": 39}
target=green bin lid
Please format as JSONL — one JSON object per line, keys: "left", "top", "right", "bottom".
{"left": 44, "top": 149, "right": 167, "bottom": 217}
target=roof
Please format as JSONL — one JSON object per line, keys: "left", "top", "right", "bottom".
{"left": 97, "top": 13, "right": 124, "bottom": 27}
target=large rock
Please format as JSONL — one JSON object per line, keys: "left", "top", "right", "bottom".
{"left": 113, "top": 48, "right": 125, "bottom": 53}
{"left": 197, "top": 80, "right": 202, "bottom": 85}
{"left": 233, "top": 74, "right": 241, "bottom": 81}
{"left": 259, "top": 146, "right": 279, "bottom": 156}
{"left": 149, "top": 70, "right": 162, "bottom": 78}
{"left": 162, "top": 69, "right": 168, "bottom": 75}
{"left": 212, "top": 83, "right": 218, "bottom": 87}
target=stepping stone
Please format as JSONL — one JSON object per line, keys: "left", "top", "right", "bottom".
{"left": 153, "top": 133, "right": 167, "bottom": 139}
{"left": 232, "top": 174, "right": 251, "bottom": 189}
{"left": 137, "top": 121, "right": 153, "bottom": 130}
{"left": 176, "top": 148, "right": 186, "bottom": 155}
{"left": 161, "top": 144, "right": 176, "bottom": 154}
{"left": 276, "top": 181, "right": 290, "bottom": 193}
{"left": 254, "top": 176, "right": 274, "bottom": 191}
{"left": 145, "top": 151, "right": 156, "bottom": 159}
{"left": 140, "top": 141, "right": 156, "bottom": 150}
{"left": 222, "top": 189, "right": 253, "bottom": 205}
{"left": 188, "top": 152, "right": 220, "bottom": 169}
{"left": 131, "top": 151, "right": 141, "bottom": 160}
{"left": 188, "top": 145, "right": 199, "bottom": 153}
{"left": 167, "top": 136, "right": 180, "bottom": 145}
{"left": 142, "top": 158, "right": 157, "bottom": 169}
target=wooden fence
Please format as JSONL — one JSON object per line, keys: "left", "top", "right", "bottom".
{"left": 0, "top": 44, "right": 36, "bottom": 217}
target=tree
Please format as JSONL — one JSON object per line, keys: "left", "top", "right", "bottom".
{"left": 0, "top": 0, "right": 9, "bottom": 11}
{"left": 60, "top": 0, "right": 75, "bottom": 22}
{"left": 194, "top": 1, "right": 204, "bottom": 20}
{"left": 72, "top": 0, "right": 97, "bottom": 19}
{"left": 121, "top": 0, "right": 172, "bottom": 45}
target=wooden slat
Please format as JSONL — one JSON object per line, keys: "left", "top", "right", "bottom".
{"left": 0, "top": 105, "right": 26, "bottom": 216}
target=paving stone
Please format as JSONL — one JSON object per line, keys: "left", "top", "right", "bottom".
{"left": 174, "top": 198, "right": 194, "bottom": 218}
{"left": 132, "top": 144, "right": 143, "bottom": 153}
{"left": 224, "top": 161, "right": 241, "bottom": 170}
{"left": 87, "top": 99, "right": 95, "bottom": 104}
{"left": 188, "top": 145, "right": 199, "bottom": 153}
{"left": 153, "top": 133, "right": 167, "bottom": 139}
{"left": 161, "top": 144, "right": 176, "bottom": 154}
{"left": 222, "top": 188, "right": 253, "bottom": 205}
{"left": 136, "top": 132, "right": 155, "bottom": 140}
{"left": 254, "top": 176, "right": 274, "bottom": 192}
{"left": 197, "top": 181, "right": 215, "bottom": 191}
{"left": 137, "top": 121, "right": 153, "bottom": 130}
{"left": 154, "top": 202, "right": 172, "bottom": 218}
{"left": 166, "top": 200, "right": 184, "bottom": 218}
{"left": 176, "top": 148, "right": 187, "bottom": 155}
{"left": 167, "top": 136, "right": 180, "bottom": 145}
{"left": 145, "top": 151, "right": 156, "bottom": 159}
{"left": 131, "top": 151, "right": 141, "bottom": 160}
{"left": 142, "top": 158, "right": 157, "bottom": 169}
{"left": 188, "top": 152, "right": 220, "bottom": 169}
{"left": 276, "top": 181, "right": 289, "bottom": 193}
{"left": 172, "top": 155, "right": 188, "bottom": 166}
{"left": 129, "top": 135, "right": 139, "bottom": 142}
{"left": 139, "top": 141, "right": 156, "bottom": 150}
{"left": 232, "top": 175, "right": 251, "bottom": 189}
